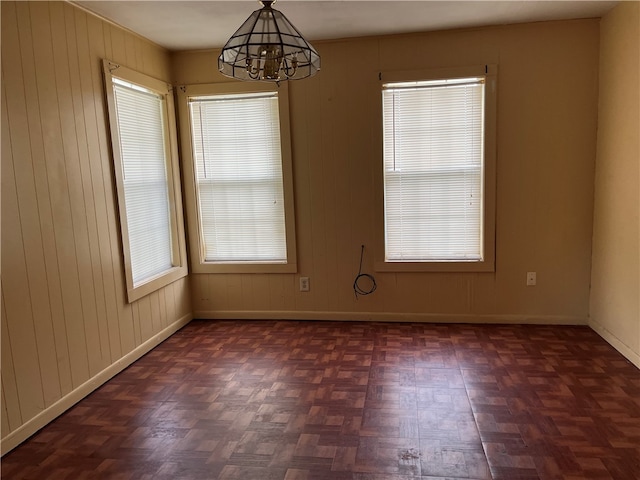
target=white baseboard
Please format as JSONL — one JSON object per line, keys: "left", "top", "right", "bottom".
{"left": 1, "top": 313, "right": 193, "bottom": 456}
{"left": 589, "top": 318, "right": 640, "bottom": 369}
{"left": 193, "top": 310, "right": 587, "bottom": 325}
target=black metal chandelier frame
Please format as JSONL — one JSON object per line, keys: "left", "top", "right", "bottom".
{"left": 218, "top": 0, "right": 321, "bottom": 82}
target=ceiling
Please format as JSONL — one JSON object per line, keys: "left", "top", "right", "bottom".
{"left": 73, "top": 1, "right": 618, "bottom": 52}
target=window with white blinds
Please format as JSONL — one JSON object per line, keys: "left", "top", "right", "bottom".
{"left": 112, "top": 78, "right": 174, "bottom": 283}
{"left": 103, "top": 60, "right": 187, "bottom": 302}
{"left": 188, "top": 92, "right": 288, "bottom": 263}
{"left": 382, "top": 77, "right": 486, "bottom": 262}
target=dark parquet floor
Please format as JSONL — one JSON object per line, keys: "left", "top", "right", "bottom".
{"left": 2, "top": 320, "right": 639, "bottom": 479}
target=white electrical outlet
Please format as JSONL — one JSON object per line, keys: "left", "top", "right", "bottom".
{"left": 299, "top": 277, "right": 310, "bottom": 292}
{"left": 526, "top": 272, "right": 537, "bottom": 286}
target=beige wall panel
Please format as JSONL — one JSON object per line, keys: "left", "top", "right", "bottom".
{"left": 225, "top": 274, "right": 244, "bottom": 311}
{"left": 177, "top": 20, "right": 598, "bottom": 324}
{"left": 291, "top": 40, "right": 381, "bottom": 315}
{"left": 62, "top": 2, "right": 109, "bottom": 376}
{"left": 101, "top": 18, "right": 112, "bottom": 60}
{"left": 379, "top": 28, "right": 500, "bottom": 72}
{"left": 301, "top": 76, "right": 330, "bottom": 311}
{"left": 248, "top": 275, "right": 271, "bottom": 311}
{"left": 198, "top": 275, "right": 220, "bottom": 311}
{"left": 217, "top": 275, "right": 233, "bottom": 311}
{"left": 73, "top": 7, "right": 113, "bottom": 369}
{"left": 240, "top": 275, "right": 257, "bottom": 311}
{"left": 171, "top": 279, "right": 185, "bottom": 321}
{"left": 157, "top": 288, "right": 168, "bottom": 329}
{"left": 190, "top": 274, "right": 207, "bottom": 311}
{"left": 590, "top": 2, "right": 640, "bottom": 366}
{"left": 171, "top": 49, "right": 221, "bottom": 85}
{"left": 2, "top": 56, "right": 48, "bottom": 427}
{"left": 163, "top": 280, "right": 177, "bottom": 325}
{"left": 202, "top": 275, "right": 217, "bottom": 311}
{"left": 267, "top": 275, "right": 296, "bottom": 312}
{"left": 149, "top": 291, "right": 161, "bottom": 335}
{"left": 82, "top": 11, "right": 122, "bottom": 362}
{"left": 288, "top": 83, "right": 315, "bottom": 313}
{"left": 124, "top": 32, "right": 137, "bottom": 68}
{"left": 26, "top": 1, "right": 75, "bottom": 397}
{"left": 141, "top": 40, "right": 154, "bottom": 77}
{"left": 167, "top": 282, "right": 179, "bottom": 321}
{"left": 138, "top": 297, "right": 153, "bottom": 343}
{"left": 177, "top": 277, "right": 192, "bottom": 319}
{"left": 98, "top": 28, "right": 137, "bottom": 359}
{"left": 4, "top": 3, "right": 63, "bottom": 408}
{"left": 1, "top": 84, "right": 46, "bottom": 420}
{"left": 132, "top": 303, "right": 142, "bottom": 347}
{"left": 1, "top": 388, "right": 10, "bottom": 438}
{"left": 1, "top": 1, "right": 191, "bottom": 453}
{"left": 103, "top": 21, "right": 139, "bottom": 356}
{"left": 1, "top": 283, "right": 23, "bottom": 432}
{"left": 333, "top": 39, "right": 379, "bottom": 252}
{"left": 146, "top": 38, "right": 172, "bottom": 80}
{"left": 496, "top": 20, "right": 599, "bottom": 319}
{"left": 49, "top": 1, "right": 99, "bottom": 383}
{"left": 108, "top": 23, "right": 127, "bottom": 66}
{"left": 134, "top": 37, "right": 145, "bottom": 73}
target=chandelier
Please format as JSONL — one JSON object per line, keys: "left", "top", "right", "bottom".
{"left": 218, "top": 0, "right": 321, "bottom": 82}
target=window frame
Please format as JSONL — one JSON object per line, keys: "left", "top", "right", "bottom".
{"left": 103, "top": 59, "right": 188, "bottom": 302}
{"left": 374, "top": 65, "right": 497, "bottom": 272}
{"left": 177, "top": 81, "right": 297, "bottom": 274}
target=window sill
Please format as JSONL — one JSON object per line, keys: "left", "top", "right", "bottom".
{"left": 127, "top": 265, "right": 188, "bottom": 303}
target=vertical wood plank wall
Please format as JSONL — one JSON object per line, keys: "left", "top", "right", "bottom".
{"left": 172, "top": 19, "right": 600, "bottom": 325}
{"left": 1, "top": 1, "right": 192, "bottom": 453}
{"left": 589, "top": 2, "right": 640, "bottom": 368}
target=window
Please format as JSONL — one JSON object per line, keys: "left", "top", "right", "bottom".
{"left": 177, "top": 82, "right": 297, "bottom": 274}
{"left": 376, "top": 66, "right": 496, "bottom": 272}
{"left": 103, "top": 60, "right": 187, "bottom": 302}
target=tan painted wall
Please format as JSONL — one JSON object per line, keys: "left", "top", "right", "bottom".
{"left": 589, "top": 2, "right": 640, "bottom": 368}
{"left": 173, "top": 19, "right": 600, "bottom": 324}
{"left": 1, "top": 1, "right": 192, "bottom": 453}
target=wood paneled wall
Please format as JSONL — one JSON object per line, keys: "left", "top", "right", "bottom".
{"left": 1, "top": 1, "right": 192, "bottom": 453}
{"left": 589, "top": 1, "right": 640, "bottom": 368}
{"left": 172, "top": 19, "right": 600, "bottom": 325}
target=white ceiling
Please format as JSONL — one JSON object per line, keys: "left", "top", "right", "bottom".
{"left": 73, "top": 1, "right": 618, "bottom": 51}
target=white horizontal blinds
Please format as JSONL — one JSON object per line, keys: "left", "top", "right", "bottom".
{"left": 112, "top": 78, "right": 174, "bottom": 284}
{"left": 383, "top": 77, "right": 485, "bottom": 261}
{"left": 189, "top": 92, "right": 287, "bottom": 263}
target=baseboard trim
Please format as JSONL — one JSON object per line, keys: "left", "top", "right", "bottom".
{"left": 1, "top": 313, "right": 193, "bottom": 456}
{"left": 193, "top": 310, "right": 587, "bottom": 325}
{"left": 589, "top": 318, "right": 640, "bottom": 369}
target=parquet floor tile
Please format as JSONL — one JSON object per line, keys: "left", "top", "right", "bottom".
{"left": 2, "top": 321, "right": 639, "bottom": 479}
